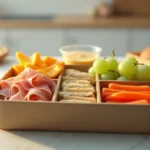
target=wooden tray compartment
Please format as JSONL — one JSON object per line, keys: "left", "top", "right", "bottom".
{"left": 0, "top": 67, "right": 60, "bottom": 102}
{"left": 0, "top": 66, "right": 150, "bottom": 133}
{"left": 55, "top": 65, "right": 98, "bottom": 103}
{"left": 99, "top": 80, "right": 150, "bottom": 102}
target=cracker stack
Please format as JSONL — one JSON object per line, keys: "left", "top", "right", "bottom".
{"left": 59, "top": 69, "right": 96, "bottom": 103}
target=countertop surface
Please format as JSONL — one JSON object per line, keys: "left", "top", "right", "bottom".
{"left": 1, "top": 16, "right": 150, "bottom": 28}
{"left": 0, "top": 130, "right": 150, "bottom": 150}
{"left": 0, "top": 56, "right": 150, "bottom": 150}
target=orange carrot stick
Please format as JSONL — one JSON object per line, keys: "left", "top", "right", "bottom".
{"left": 102, "top": 88, "right": 126, "bottom": 101}
{"left": 102, "top": 91, "right": 150, "bottom": 101}
{"left": 106, "top": 91, "right": 150, "bottom": 103}
{"left": 102, "top": 88, "right": 150, "bottom": 95}
{"left": 102, "top": 88, "right": 126, "bottom": 93}
{"left": 102, "top": 88, "right": 125, "bottom": 98}
{"left": 109, "top": 83, "right": 150, "bottom": 91}
{"left": 102, "top": 88, "right": 150, "bottom": 101}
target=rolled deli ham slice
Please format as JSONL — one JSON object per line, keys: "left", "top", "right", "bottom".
{"left": 25, "top": 88, "right": 52, "bottom": 101}
{"left": 29, "top": 74, "right": 56, "bottom": 93}
{"left": 0, "top": 80, "right": 11, "bottom": 98}
{"left": 15, "top": 68, "right": 38, "bottom": 80}
{"left": 9, "top": 92, "right": 25, "bottom": 101}
{"left": 0, "top": 68, "right": 56, "bottom": 101}
{"left": 10, "top": 80, "right": 31, "bottom": 100}
{"left": 11, "top": 80, "right": 32, "bottom": 94}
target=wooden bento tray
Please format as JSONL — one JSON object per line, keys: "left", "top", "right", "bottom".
{"left": 0, "top": 65, "right": 150, "bottom": 133}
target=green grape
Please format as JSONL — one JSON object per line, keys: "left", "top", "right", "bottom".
{"left": 112, "top": 71, "right": 120, "bottom": 79}
{"left": 100, "top": 72, "right": 116, "bottom": 80}
{"left": 106, "top": 71, "right": 120, "bottom": 80}
{"left": 118, "top": 59, "right": 137, "bottom": 78}
{"left": 117, "top": 76, "right": 130, "bottom": 81}
{"left": 130, "top": 74, "right": 136, "bottom": 81}
{"left": 124, "top": 56, "right": 137, "bottom": 64}
{"left": 105, "top": 57, "right": 118, "bottom": 71}
{"left": 135, "top": 65, "right": 150, "bottom": 81}
{"left": 93, "top": 58, "right": 109, "bottom": 74}
{"left": 88, "top": 67, "right": 96, "bottom": 78}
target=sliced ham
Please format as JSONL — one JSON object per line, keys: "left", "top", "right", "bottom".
{"left": 11, "top": 80, "right": 32, "bottom": 93}
{"left": 25, "top": 88, "right": 52, "bottom": 101}
{"left": 11, "top": 80, "right": 31, "bottom": 100}
{"left": 0, "top": 80, "right": 11, "bottom": 98}
{"left": 16, "top": 68, "right": 38, "bottom": 80}
{"left": 9, "top": 92, "right": 26, "bottom": 101}
{"left": 29, "top": 74, "right": 56, "bottom": 93}
{"left": 0, "top": 68, "right": 56, "bottom": 101}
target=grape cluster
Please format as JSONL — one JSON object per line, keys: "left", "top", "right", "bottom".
{"left": 88, "top": 53, "right": 150, "bottom": 81}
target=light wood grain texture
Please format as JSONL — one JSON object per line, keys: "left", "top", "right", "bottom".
{"left": 1, "top": 16, "right": 150, "bottom": 28}
{"left": 0, "top": 65, "right": 150, "bottom": 133}
{"left": 114, "top": 0, "right": 150, "bottom": 16}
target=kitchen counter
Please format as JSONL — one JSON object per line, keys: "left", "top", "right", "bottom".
{"left": 0, "top": 56, "right": 150, "bottom": 150}
{"left": 0, "top": 130, "right": 150, "bottom": 150}
{"left": 0, "top": 16, "right": 150, "bottom": 28}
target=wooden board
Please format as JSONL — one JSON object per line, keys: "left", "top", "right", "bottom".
{"left": 114, "top": 0, "right": 150, "bottom": 16}
{"left": 0, "top": 65, "right": 150, "bottom": 133}
{"left": 1, "top": 16, "right": 150, "bottom": 28}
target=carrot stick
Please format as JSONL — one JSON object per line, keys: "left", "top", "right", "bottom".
{"left": 102, "top": 88, "right": 125, "bottom": 100}
{"left": 102, "top": 88, "right": 150, "bottom": 101}
{"left": 102, "top": 91, "right": 150, "bottom": 102}
{"left": 102, "top": 88, "right": 126, "bottom": 93}
{"left": 103, "top": 88, "right": 150, "bottom": 95}
{"left": 106, "top": 99, "right": 148, "bottom": 104}
{"left": 102, "top": 91, "right": 150, "bottom": 101}
{"left": 102, "top": 88, "right": 126, "bottom": 101}
{"left": 102, "top": 92, "right": 112, "bottom": 100}
{"left": 109, "top": 83, "right": 150, "bottom": 91}
{"left": 106, "top": 91, "right": 150, "bottom": 103}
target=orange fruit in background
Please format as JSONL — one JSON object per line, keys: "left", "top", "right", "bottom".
{"left": 140, "top": 47, "right": 150, "bottom": 60}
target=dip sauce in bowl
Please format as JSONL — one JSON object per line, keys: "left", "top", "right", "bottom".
{"left": 59, "top": 45, "right": 102, "bottom": 65}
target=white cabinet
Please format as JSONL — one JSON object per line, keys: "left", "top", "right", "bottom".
{"left": 0, "top": 30, "right": 10, "bottom": 48}
{"left": 66, "top": 28, "right": 129, "bottom": 56}
{"left": 1, "top": 28, "right": 143, "bottom": 57}
{"left": 9, "top": 29, "right": 64, "bottom": 56}
{"left": 0, "top": 30, "right": 6, "bottom": 46}
{"left": 132, "top": 29, "right": 150, "bottom": 51}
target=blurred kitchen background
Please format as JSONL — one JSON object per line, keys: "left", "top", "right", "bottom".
{"left": 0, "top": 0, "right": 150, "bottom": 57}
